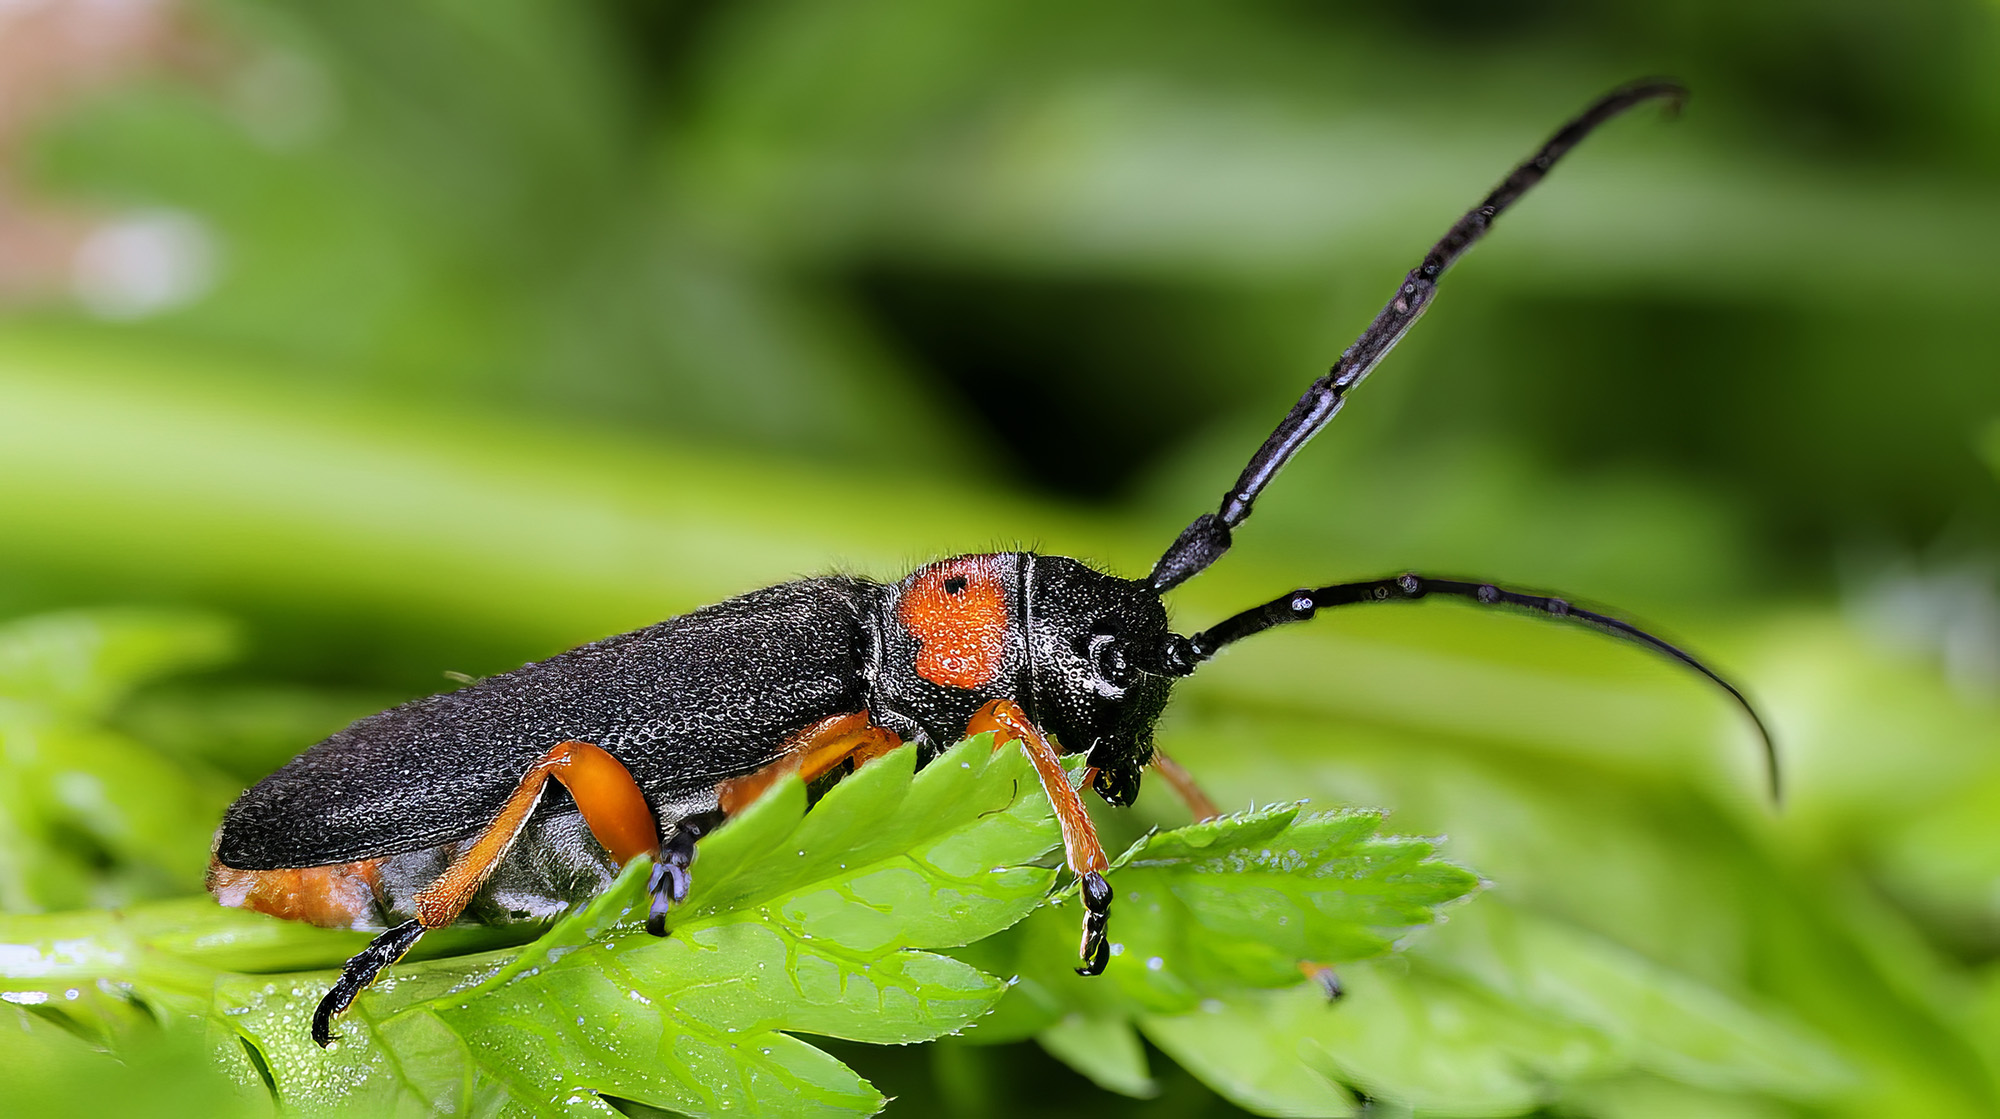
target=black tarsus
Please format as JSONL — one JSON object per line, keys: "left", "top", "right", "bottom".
{"left": 1148, "top": 80, "right": 1688, "bottom": 594}
{"left": 313, "top": 919, "right": 426, "bottom": 1048}
{"left": 1076, "top": 870, "right": 1113, "bottom": 976}
{"left": 1182, "top": 572, "right": 1780, "bottom": 800}
{"left": 1304, "top": 964, "right": 1345, "bottom": 1002}
{"left": 647, "top": 808, "right": 727, "bottom": 936}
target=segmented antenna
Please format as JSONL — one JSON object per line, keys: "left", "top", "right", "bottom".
{"left": 1173, "top": 572, "right": 1781, "bottom": 801}
{"left": 1148, "top": 80, "right": 1688, "bottom": 593}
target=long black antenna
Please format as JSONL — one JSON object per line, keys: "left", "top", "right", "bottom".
{"left": 1172, "top": 572, "right": 1781, "bottom": 800}
{"left": 1148, "top": 80, "right": 1687, "bottom": 594}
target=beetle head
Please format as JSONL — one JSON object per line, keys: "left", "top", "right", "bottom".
{"left": 1022, "top": 555, "right": 1183, "bottom": 806}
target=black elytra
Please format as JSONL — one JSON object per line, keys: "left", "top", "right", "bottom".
{"left": 211, "top": 80, "right": 1779, "bottom": 1048}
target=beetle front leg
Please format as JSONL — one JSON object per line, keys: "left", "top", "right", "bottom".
{"left": 966, "top": 698, "right": 1115, "bottom": 976}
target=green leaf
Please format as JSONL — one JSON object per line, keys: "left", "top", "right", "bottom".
{"left": 1035, "top": 1013, "right": 1157, "bottom": 1099}
{"left": 1133, "top": 900, "right": 1847, "bottom": 1118}
{"left": 961, "top": 794, "right": 1837, "bottom": 1117}
{"left": 4, "top": 735, "right": 1063, "bottom": 1118}
{"left": 958, "top": 802, "right": 1480, "bottom": 1102}
{"left": 0, "top": 611, "right": 239, "bottom": 914}
{"left": 1139, "top": 996, "right": 1362, "bottom": 1118}
{"left": 1095, "top": 805, "right": 1480, "bottom": 1006}
{"left": 0, "top": 1004, "right": 270, "bottom": 1119}
{"left": 0, "top": 609, "right": 237, "bottom": 718}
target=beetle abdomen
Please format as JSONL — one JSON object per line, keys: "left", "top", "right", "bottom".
{"left": 210, "top": 804, "right": 620, "bottom": 930}
{"left": 214, "top": 577, "right": 882, "bottom": 871}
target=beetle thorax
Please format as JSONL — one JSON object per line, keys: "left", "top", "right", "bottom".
{"left": 868, "top": 552, "right": 1176, "bottom": 807}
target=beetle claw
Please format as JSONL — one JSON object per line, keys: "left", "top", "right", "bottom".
{"left": 644, "top": 859, "right": 689, "bottom": 936}
{"left": 313, "top": 919, "right": 426, "bottom": 1048}
{"left": 1299, "top": 961, "right": 1344, "bottom": 1001}
{"left": 643, "top": 809, "right": 725, "bottom": 937}
{"left": 1075, "top": 871, "right": 1113, "bottom": 976}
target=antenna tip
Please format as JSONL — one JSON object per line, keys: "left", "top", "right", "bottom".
{"left": 1753, "top": 715, "right": 1783, "bottom": 806}
{"left": 1611, "top": 77, "right": 1691, "bottom": 118}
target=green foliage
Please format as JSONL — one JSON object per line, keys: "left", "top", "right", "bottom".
{"left": 0, "top": 611, "right": 238, "bottom": 913}
{"left": 197, "top": 737, "right": 1056, "bottom": 1118}
{"left": 962, "top": 805, "right": 1474, "bottom": 1031}
{"left": 0, "top": 726, "right": 1051, "bottom": 1116}
{"left": 0, "top": 618, "right": 1480, "bottom": 1115}
{"left": 4, "top": 4, "right": 2000, "bottom": 1111}
{"left": 958, "top": 806, "right": 1840, "bottom": 1116}
{"left": 956, "top": 805, "right": 1480, "bottom": 1105}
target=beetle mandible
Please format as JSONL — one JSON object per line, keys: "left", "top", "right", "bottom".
{"left": 207, "top": 80, "right": 1775, "bottom": 1047}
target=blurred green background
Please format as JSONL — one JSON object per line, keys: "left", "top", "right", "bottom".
{"left": 3, "top": 0, "right": 2000, "bottom": 1115}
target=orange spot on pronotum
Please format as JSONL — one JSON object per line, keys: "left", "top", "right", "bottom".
{"left": 898, "top": 556, "right": 1010, "bottom": 689}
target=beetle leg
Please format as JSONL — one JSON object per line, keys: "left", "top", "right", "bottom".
{"left": 649, "top": 713, "right": 904, "bottom": 935}
{"left": 714, "top": 712, "right": 903, "bottom": 814}
{"left": 312, "top": 740, "right": 658, "bottom": 1047}
{"left": 966, "top": 698, "right": 1114, "bottom": 976}
{"left": 410, "top": 740, "right": 658, "bottom": 930}
{"left": 312, "top": 919, "right": 424, "bottom": 1047}
{"left": 1148, "top": 748, "right": 1222, "bottom": 822}
{"left": 1298, "top": 960, "right": 1344, "bottom": 1001}
{"left": 648, "top": 808, "right": 725, "bottom": 935}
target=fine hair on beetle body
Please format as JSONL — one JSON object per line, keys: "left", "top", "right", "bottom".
{"left": 205, "top": 78, "right": 1777, "bottom": 1049}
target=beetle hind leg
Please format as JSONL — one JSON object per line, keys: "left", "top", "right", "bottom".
{"left": 313, "top": 919, "right": 425, "bottom": 1047}
{"left": 312, "top": 739, "right": 662, "bottom": 1044}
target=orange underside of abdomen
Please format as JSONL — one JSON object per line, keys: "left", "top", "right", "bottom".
{"left": 207, "top": 857, "right": 385, "bottom": 930}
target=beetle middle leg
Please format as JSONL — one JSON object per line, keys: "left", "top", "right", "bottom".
{"left": 659, "top": 712, "right": 905, "bottom": 933}
{"left": 313, "top": 739, "right": 659, "bottom": 1047}
{"left": 647, "top": 807, "right": 724, "bottom": 935}
{"left": 1149, "top": 747, "right": 1221, "bottom": 822}
{"left": 967, "top": 698, "right": 1115, "bottom": 976}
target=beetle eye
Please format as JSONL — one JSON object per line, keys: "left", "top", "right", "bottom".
{"left": 1086, "top": 632, "right": 1132, "bottom": 688}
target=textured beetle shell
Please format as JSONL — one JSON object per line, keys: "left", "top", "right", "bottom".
{"left": 215, "top": 577, "right": 882, "bottom": 870}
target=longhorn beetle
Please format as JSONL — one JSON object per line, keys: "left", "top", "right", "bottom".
{"left": 208, "top": 80, "right": 1776, "bottom": 1048}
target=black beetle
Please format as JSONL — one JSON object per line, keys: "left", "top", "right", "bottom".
{"left": 207, "top": 80, "right": 1773, "bottom": 1047}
